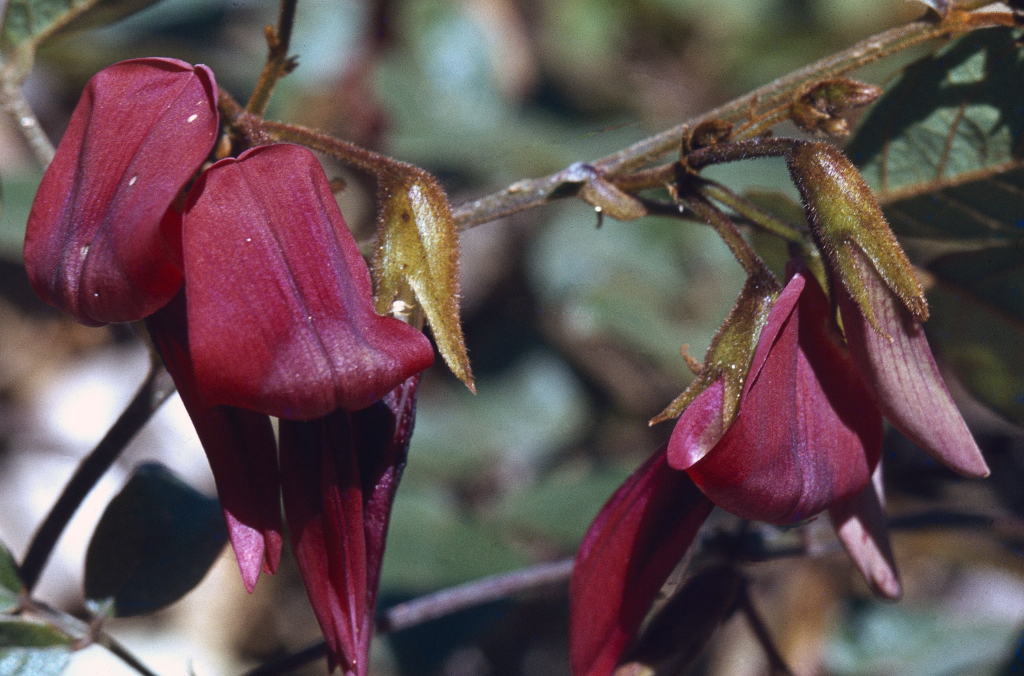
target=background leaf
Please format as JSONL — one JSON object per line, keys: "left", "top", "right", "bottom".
{"left": 1, "top": 0, "right": 163, "bottom": 50}
{"left": 84, "top": 462, "right": 227, "bottom": 617}
{"left": 846, "top": 27, "right": 1024, "bottom": 425}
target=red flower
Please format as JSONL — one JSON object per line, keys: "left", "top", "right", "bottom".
{"left": 570, "top": 263, "right": 989, "bottom": 676}
{"left": 668, "top": 267, "right": 882, "bottom": 524}
{"left": 24, "top": 58, "right": 218, "bottom": 325}
{"left": 25, "top": 59, "right": 435, "bottom": 675}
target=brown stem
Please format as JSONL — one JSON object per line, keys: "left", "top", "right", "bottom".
{"left": 239, "top": 558, "right": 574, "bottom": 676}
{"left": 19, "top": 355, "right": 176, "bottom": 593}
{"left": 245, "top": 0, "right": 300, "bottom": 116}
{"left": 378, "top": 558, "right": 574, "bottom": 633}
{"left": 449, "top": 11, "right": 1014, "bottom": 230}
{"left": 738, "top": 584, "right": 795, "bottom": 676}
{"left": 258, "top": 118, "right": 415, "bottom": 179}
{"left": 676, "top": 189, "right": 778, "bottom": 285}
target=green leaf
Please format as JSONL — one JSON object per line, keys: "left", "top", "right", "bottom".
{"left": 0, "top": 542, "right": 21, "bottom": 614}
{"left": 0, "top": 622, "right": 72, "bottom": 649}
{"left": 848, "top": 27, "right": 1024, "bottom": 202}
{"left": 84, "top": 462, "right": 227, "bottom": 617}
{"left": 846, "top": 27, "right": 1024, "bottom": 425}
{"left": 2, "top": 0, "right": 163, "bottom": 50}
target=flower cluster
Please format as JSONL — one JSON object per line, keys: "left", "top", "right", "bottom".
{"left": 24, "top": 58, "right": 434, "bottom": 675}
{"left": 569, "top": 143, "right": 990, "bottom": 676}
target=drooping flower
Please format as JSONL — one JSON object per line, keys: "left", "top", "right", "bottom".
{"left": 668, "top": 266, "right": 883, "bottom": 524}
{"left": 25, "top": 58, "right": 436, "bottom": 675}
{"left": 181, "top": 144, "right": 434, "bottom": 419}
{"left": 571, "top": 255, "right": 990, "bottom": 676}
{"left": 24, "top": 58, "right": 219, "bottom": 325}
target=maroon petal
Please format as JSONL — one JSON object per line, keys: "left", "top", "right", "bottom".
{"left": 25, "top": 58, "right": 218, "bottom": 325}
{"left": 570, "top": 448, "right": 714, "bottom": 676}
{"left": 280, "top": 412, "right": 368, "bottom": 676}
{"left": 182, "top": 144, "right": 434, "bottom": 420}
{"left": 667, "top": 279, "right": 802, "bottom": 470}
{"left": 837, "top": 248, "right": 989, "bottom": 478}
{"left": 145, "top": 291, "right": 283, "bottom": 592}
{"left": 350, "top": 375, "right": 420, "bottom": 641}
{"left": 687, "top": 270, "right": 883, "bottom": 524}
{"left": 828, "top": 465, "right": 901, "bottom": 599}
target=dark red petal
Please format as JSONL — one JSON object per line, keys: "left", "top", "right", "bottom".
{"left": 667, "top": 278, "right": 803, "bottom": 471}
{"left": 280, "top": 413, "right": 368, "bottom": 676}
{"left": 350, "top": 375, "right": 420, "bottom": 641}
{"left": 570, "top": 448, "right": 713, "bottom": 676}
{"left": 687, "top": 270, "right": 882, "bottom": 524}
{"left": 182, "top": 144, "right": 434, "bottom": 420}
{"left": 145, "top": 291, "right": 283, "bottom": 592}
{"left": 25, "top": 58, "right": 218, "bottom": 325}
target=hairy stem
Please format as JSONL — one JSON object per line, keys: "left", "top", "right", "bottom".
{"left": 449, "top": 10, "right": 1014, "bottom": 230}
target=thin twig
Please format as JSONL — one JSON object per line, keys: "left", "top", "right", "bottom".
{"left": 1, "top": 48, "right": 55, "bottom": 167}
{"left": 378, "top": 557, "right": 574, "bottom": 633}
{"left": 245, "top": 0, "right": 300, "bottom": 116}
{"left": 738, "top": 584, "right": 795, "bottom": 676}
{"left": 238, "top": 558, "right": 574, "bottom": 676}
{"left": 19, "top": 354, "right": 177, "bottom": 592}
{"left": 449, "top": 11, "right": 1014, "bottom": 231}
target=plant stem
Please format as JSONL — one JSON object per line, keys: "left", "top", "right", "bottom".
{"left": 449, "top": 10, "right": 1015, "bottom": 230}
{"left": 738, "top": 584, "right": 795, "bottom": 676}
{"left": 0, "top": 49, "right": 55, "bottom": 167}
{"left": 696, "top": 179, "right": 806, "bottom": 244}
{"left": 19, "top": 355, "right": 176, "bottom": 592}
{"left": 258, "top": 118, "right": 414, "bottom": 178}
{"left": 238, "top": 558, "right": 574, "bottom": 676}
{"left": 676, "top": 190, "right": 778, "bottom": 284}
{"left": 377, "top": 558, "right": 574, "bottom": 633}
{"left": 245, "top": 0, "right": 300, "bottom": 116}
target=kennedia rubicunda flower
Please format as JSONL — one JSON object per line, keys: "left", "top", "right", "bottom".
{"left": 571, "top": 144, "right": 990, "bottom": 676}
{"left": 24, "top": 58, "right": 218, "bottom": 325}
{"left": 25, "top": 58, "right": 435, "bottom": 675}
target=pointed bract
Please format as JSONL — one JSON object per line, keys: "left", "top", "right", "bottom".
{"left": 684, "top": 270, "right": 883, "bottom": 524}
{"left": 182, "top": 144, "right": 434, "bottom": 420}
{"left": 570, "top": 448, "right": 713, "bottom": 676}
{"left": 145, "top": 292, "right": 283, "bottom": 592}
{"left": 837, "top": 248, "right": 989, "bottom": 478}
{"left": 787, "top": 142, "right": 928, "bottom": 330}
{"left": 25, "top": 58, "right": 218, "bottom": 325}
{"left": 374, "top": 169, "right": 474, "bottom": 391}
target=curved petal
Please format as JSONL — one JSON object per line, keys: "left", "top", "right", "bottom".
{"left": 145, "top": 292, "right": 282, "bottom": 592}
{"left": 570, "top": 448, "right": 713, "bottom": 676}
{"left": 837, "top": 247, "right": 989, "bottom": 478}
{"left": 828, "top": 465, "right": 901, "bottom": 599}
{"left": 25, "top": 58, "right": 218, "bottom": 325}
{"left": 183, "top": 144, "right": 434, "bottom": 420}
{"left": 687, "top": 270, "right": 882, "bottom": 524}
